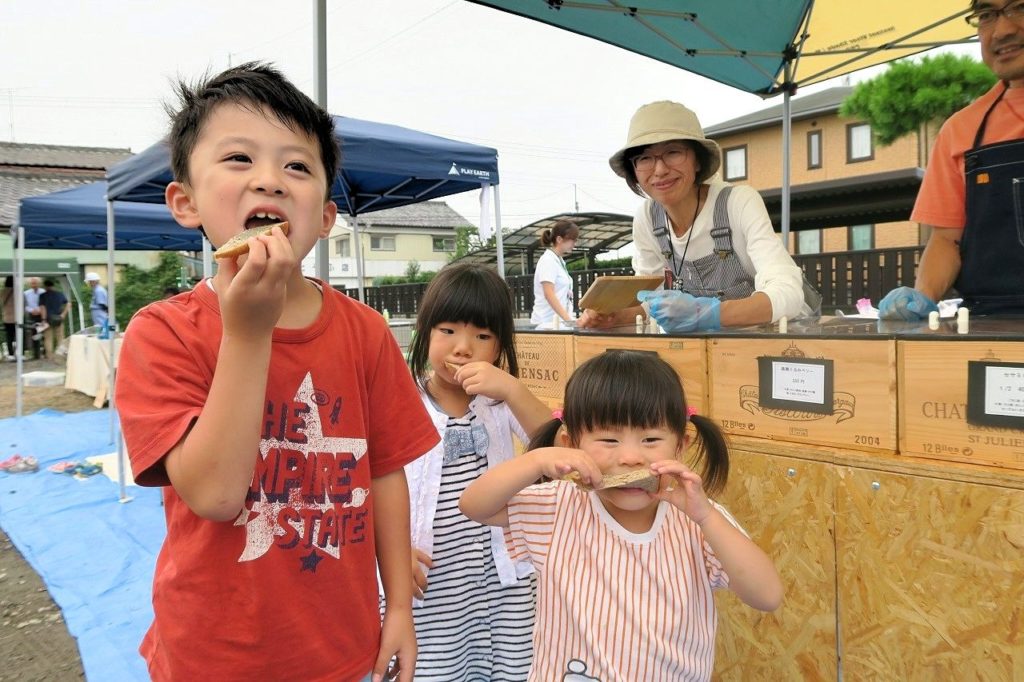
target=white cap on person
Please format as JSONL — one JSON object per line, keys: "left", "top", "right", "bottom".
{"left": 85, "top": 272, "right": 101, "bottom": 282}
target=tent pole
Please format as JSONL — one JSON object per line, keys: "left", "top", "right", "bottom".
{"left": 105, "top": 200, "right": 118, "bottom": 445}
{"left": 494, "top": 184, "right": 505, "bottom": 280}
{"left": 353, "top": 216, "right": 365, "bottom": 302}
{"left": 781, "top": 85, "right": 792, "bottom": 252}
{"left": 15, "top": 225, "right": 24, "bottom": 418}
{"left": 313, "top": 0, "right": 330, "bottom": 283}
{"left": 105, "top": 200, "right": 129, "bottom": 502}
{"left": 202, "top": 237, "right": 212, "bottom": 279}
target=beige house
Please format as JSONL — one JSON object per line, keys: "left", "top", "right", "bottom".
{"left": 705, "top": 87, "right": 932, "bottom": 255}
{"left": 326, "top": 200, "right": 472, "bottom": 288}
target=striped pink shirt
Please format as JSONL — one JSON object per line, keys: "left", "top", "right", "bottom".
{"left": 506, "top": 480, "right": 743, "bottom": 682}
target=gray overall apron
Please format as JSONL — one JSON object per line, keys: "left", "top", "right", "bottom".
{"left": 651, "top": 187, "right": 756, "bottom": 300}
{"left": 958, "top": 83, "right": 1024, "bottom": 316}
{"left": 650, "top": 187, "right": 822, "bottom": 314}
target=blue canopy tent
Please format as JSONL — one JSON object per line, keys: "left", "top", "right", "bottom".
{"left": 107, "top": 114, "right": 503, "bottom": 298}
{"left": 12, "top": 181, "right": 203, "bottom": 490}
{"left": 18, "top": 181, "right": 200, "bottom": 251}
{"left": 465, "top": 0, "right": 974, "bottom": 245}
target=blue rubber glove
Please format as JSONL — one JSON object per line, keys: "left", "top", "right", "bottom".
{"left": 877, "top": 287, "right": 939, "bottom": 321}
{"left": 637, "top": 290, "right": 721, "bottom": 332}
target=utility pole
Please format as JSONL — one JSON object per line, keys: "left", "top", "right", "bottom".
{"left": 573, "top": 183, "right": 579, "bottom": 213}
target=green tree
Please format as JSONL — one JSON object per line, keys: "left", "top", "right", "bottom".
{"left": 451, "top": 225, "right": 497, "bottom": 261}
{"left": 404, "top": 260, "right": 421, "bottom": 279}
{"left": 101, "top": 252, "right": 184, "bottom": 329}
{"left": 840, "top": 54, "right": 996, "bottom": 146}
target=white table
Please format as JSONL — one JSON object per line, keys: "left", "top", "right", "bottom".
{"left": 64, "top": 334, "right": 122, "bottom": 398}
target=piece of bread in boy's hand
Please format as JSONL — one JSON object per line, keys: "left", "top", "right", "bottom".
{"left": 563, "top": 469, "right": 660, "bottom": 493}
{"left": 213, "top": 221, "right": 290, "bottom": 260}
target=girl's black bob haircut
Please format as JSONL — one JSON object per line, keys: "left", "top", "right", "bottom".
{"left": 563, "top": 349, "right": 688, "bottom": 443}
{"left": 408, "top": 263, "right": 519, "bottom": 380}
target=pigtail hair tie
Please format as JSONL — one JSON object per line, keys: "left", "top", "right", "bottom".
{"left": 552, "top": 409, "right": 564, "bottom": 422}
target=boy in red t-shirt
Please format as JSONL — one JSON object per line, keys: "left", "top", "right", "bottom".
{"left": 116, "top": 62, "right": 438, "bottom": 682}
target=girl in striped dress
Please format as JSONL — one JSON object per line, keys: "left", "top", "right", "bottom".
{"left": 461, "top": 350, "right": 783, "bottom": 682}
{"left": 403, "top": 263, "right": 551, "bottom": 681}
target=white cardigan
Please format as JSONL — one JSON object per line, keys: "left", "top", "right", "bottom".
{"left": 405, "top": 389, "right": 535, "bottom": 603}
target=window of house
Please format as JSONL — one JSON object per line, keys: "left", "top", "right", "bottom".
{"left": 371, "top": 235, "right": 396, "bottom": 251}
{"left": 432, "top": 237, "right": 456, "bottom": 252}
{"left": 723, "top": 145, "right": 748, "bottom": 181}
{"left": 797, "top": 230, "right": 822, "bottom": 254}
{"left": 807, "top": 130, "right": 822, "bottom": 169}
{"left": 848, "top": 224, "right": 874, "bottom": 251}
{"left": 846, "top": 123, "right": 873, "bottom": 162}
{"left": 335, "top": 238, "right": 350, "bottom": 257}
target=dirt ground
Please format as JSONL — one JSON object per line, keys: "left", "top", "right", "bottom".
{"left": 1, "top": 355, "right": 90, "bottom": 681}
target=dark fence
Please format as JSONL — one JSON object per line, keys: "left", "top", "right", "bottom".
{"left": 343, "top": 246, "right": 924, "bottom": 317}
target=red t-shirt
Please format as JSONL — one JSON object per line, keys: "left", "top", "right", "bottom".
{"left": 912, "top": 82, "right": 1024, "bottom": 229}
{"left": 116, "top": 280, "right": 438, "bottom": 682}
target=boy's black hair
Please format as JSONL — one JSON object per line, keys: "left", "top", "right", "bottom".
{"left": 43, "top": 279, "right": 55, "bottom": 287}
{"left": 529, "top": 349, "right": 729, "bottom": 496}
{"left": 408, "top": 263, "right": 519, "bottom": 381}
{"left": 166, "top": 61, "right": 339, "bottom": 197}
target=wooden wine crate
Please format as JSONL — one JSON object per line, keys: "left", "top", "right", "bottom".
{"left": 708, "top": 337, "right": 897, "bottom": 453}
{"left": 573, "top": 334, "right": 708, "bottom": 415}
{"left": 513, "top": 331, "right": 573, "bottom": 408}
{"left": 898, "top": 339, "right": 1024, "bottom": 469}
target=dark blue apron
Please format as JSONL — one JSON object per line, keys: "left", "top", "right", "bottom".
{"left": 958, "top": 83, "right": 1024, "bottom": 316}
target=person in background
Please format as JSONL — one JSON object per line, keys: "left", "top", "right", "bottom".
{"left": 460, "top": 350, "right": 783, "bottom": 681}
{"left": 115, "top": 62, "right": 437, "bottom": 682}
{"left": 39, "top": 279, "right": 69, "bottom": 360}
{"left": 579, "top": 101, "right": 814, "bottom": 333}
{"left": 403, "top": 262, "right": 549, "bottom": 681}
{"left": 2, "top": 276, "right": 17, "bottom": 360}
{"left": 23, "top": 276, "right": 45, "bottom": 359}
{"left": 879, "top": 0, "right": 1024, "bottom": 319}
{"left": 84, "top": 272, "right": 108, "bottom": 328}
{"left": 530, "top": 219, "right": 579, "bottom": 329}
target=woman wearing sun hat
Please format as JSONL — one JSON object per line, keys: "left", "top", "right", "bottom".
{"left": 579, "top": 100, "right": 815, "bottom": 332}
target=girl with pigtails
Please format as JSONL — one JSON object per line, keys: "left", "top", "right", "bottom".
{"left": 461, "top": 349, "right": 782, "bottom": 682}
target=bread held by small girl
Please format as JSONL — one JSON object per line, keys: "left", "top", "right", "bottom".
{"left": 402, "top": 262, "right": 551, "bottom": 681}
{"left": 460, "top": 349, "right": 783, "bottom": 682}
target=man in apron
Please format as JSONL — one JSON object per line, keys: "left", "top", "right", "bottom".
{"left": 879, "top": 0, "right": 1024, "bottom": 319}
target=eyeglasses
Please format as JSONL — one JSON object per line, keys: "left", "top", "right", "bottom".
{"left": 964, "top": 1, "right": 1024, "bottom": 27}
{"left": 632, "top": 147, "right": 693, "bottom": 173}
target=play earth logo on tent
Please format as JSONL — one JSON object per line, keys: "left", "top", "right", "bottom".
{"left": 448, "top": 162, "right": 491, "bottom": 180}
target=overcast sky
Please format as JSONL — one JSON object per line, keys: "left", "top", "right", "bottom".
{"left": 1, "top": 0, "right": 980, "bottom": 232}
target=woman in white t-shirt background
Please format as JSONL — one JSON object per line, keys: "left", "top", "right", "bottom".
{"left": 530, "top": 219, "right": 580, "bottom": 329}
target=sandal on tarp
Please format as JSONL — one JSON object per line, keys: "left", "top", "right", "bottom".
{"left": 47, "top": 461, "right": 80, "bottom": 474}
{"left": 5, "top": 456, "right": 39, "bottom": 474}
{"left": 0, "top": 454, "right": 24, "bottom": 470}
{"left": 71, "top": 462, "right": 103, "bottom": 478}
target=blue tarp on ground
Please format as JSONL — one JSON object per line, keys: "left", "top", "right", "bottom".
{"left": 0, "top": 409, "right": 163, "bottom": 682}
{"left": 107, "top": 115, "right": 500, "bottom": 216}
{"left": 17, "top": 181, "right": 202, "bottom": 251}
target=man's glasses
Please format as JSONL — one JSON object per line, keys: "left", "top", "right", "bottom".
{"left": 632, "top": 147, "right": 693, "bottom": 173}
{"left": 964, "top": 1, "right": 1024, "bottom": 27}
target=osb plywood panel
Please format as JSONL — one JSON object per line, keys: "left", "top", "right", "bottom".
{"left": 514, "top": 332, "right": 572, "bottom": 401}
{"left": 899, "top": 340, "right": 1024, "bottom": 470}
{"left": 712, "top": 448, "right": 837, "bottom": 681}
{"left": 574, "top": 336, "right": 708, "bottom": 414}
{"left": 709, "top": 337, "right": 897, "bottom": 453}
{"left": 836, "top": 466, "right": 1024, "bottom": 680}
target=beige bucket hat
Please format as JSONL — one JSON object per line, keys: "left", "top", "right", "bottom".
{"left": 608, "top": 100, "right": 722, "bottom": 185}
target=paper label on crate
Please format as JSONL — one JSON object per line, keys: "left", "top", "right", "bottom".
{"left": 967, "top": 360, "right": 1024, "bottom": 429}
{"left": 757, "top": 356, "right": 835, "bottom": 416}
{"left": 984, "top": 366, "right": 1024, "bottom": 417}
{"left": 771, "top": 362, "right": 826, "bottom": 404}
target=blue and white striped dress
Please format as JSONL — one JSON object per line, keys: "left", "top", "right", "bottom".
{"left": 412, "top": 411, "right": 537, "bottom": 681}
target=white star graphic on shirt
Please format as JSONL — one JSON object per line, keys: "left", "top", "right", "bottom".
{"left": 234, "top": 372, "right": 368, "bottom": 562}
